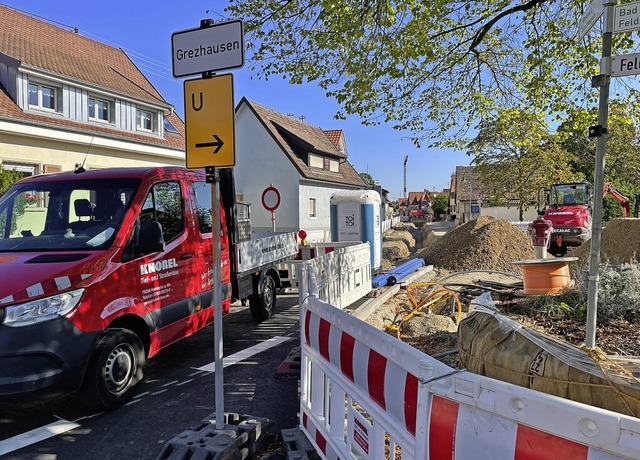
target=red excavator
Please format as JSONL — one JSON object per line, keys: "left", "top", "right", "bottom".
{"left": 539, "top": 181, "right": 630, "bottom": 256}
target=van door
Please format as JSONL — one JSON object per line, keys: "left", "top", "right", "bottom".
{"left": 135, "top": 180, "right": 193, "bottom": 353}
{"left": 190, "top": 180, "right": 231, "bottom": 322}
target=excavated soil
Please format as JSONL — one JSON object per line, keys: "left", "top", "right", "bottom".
{"left": 422, "top": 216, "right": 534, "bottom": 272}
{"left": 375, "top": 217, "right": 640, "bottom": 369}
{"left": 570, "top": 218, "right": 640, "bottom": 265}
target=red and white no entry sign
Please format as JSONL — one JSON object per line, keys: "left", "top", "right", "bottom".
{"left": 261, "top": 184, "right": 281, "bottom": 212}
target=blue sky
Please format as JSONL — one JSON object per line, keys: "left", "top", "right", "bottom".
{"left": 4, "top": 0, "right": 471, "bottom": 200}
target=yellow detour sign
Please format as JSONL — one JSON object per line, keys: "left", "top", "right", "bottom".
{"left": 184, "top": 74, "right": 235, "bottom": 168}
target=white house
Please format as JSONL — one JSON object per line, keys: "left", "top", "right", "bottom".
{"left": 234, "top": 98, "right": 367, "bottom": 241}
{"left": 0, "top": 5, "right": 185, "bottom": 178}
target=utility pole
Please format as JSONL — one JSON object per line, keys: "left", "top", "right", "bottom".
{"left": 403, "top": 155, "right": 408, "bottom": 201}
{"left": 585, "top": 0, "right": 615, "bottom": 348}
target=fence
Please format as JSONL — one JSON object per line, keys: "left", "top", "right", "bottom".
{"left": 297, "top": 262, "right": 640, "bottom": 459}
{"left": 382, "top": 216, "right": 400, "bottom": 234}
{"left": 278, "top": 242, "right": 371, "bottom": 309}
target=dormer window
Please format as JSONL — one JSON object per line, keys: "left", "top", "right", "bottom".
{"left": 136, "top": 109, "right": 154, "bottom": 132}
{"left": 309, "top": 153, "right": 340, "bottom": 173}
{"left": 88, "top": 97, "right": 111, "bottom": 122}
{"left": 28, "top": 82, "right": 59, "bottom": 112}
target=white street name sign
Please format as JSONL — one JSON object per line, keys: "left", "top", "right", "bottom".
{"left": 578, "top": 0, "right": 604, "bottom": 40}
{"left": 614, "top": 1, "right": 640, "bottom": 34}
{"left": 611, "top": 53, "right": 640, "bottom": 77}
{"left": 172, "top": 20, "right": 244, "bottom": 77}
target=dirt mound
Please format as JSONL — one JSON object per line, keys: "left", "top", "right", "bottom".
{"left": 571, "top": 218, "right": 640, "bottom": 265}
{"left": 423, "top": 216, "right": 534, "bottom": 272}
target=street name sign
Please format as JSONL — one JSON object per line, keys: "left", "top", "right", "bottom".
{"left": 172, "top": 20, "right": 244, "bottom": 77}
{"left": 184, "top": 74, "right": 235, "bottom": 168}
{"left": 578, "top": 0, "right": 604, "bottom": 40}
{"left": 611, "top": 53, "right": 640, "bottom": 77}
{"left": 614, "top": 1, "right": 640, "bottom": 34}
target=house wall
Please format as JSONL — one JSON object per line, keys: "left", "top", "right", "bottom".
{"left": 234, "top": 104, "right": 301, "bottom": 233}
{"left": 0, "top": 122, "right": 184, "bottom": 174}
{"left": 481, "top": 205, "right": 538, "bottom": 222}
{"left": 298, "top": 182, "right": 359, "bottom": 242}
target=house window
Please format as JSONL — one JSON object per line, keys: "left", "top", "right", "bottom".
{"left": 309, "top": 198, "right": 317, "bottom": 218}
{"left": 28, "top": 82, "right": 58, "bottom": 112}
{"left": 136, "top": 109, "right": 154, "bottom": 132}
{"left": 89, "top": 97, "right": 111, "bottom": 122}
{"left": 309, "top": 154, "right": 324, "bottom": 169}
{"left": 329, "top": 158, "right": 339, "bottom": 172}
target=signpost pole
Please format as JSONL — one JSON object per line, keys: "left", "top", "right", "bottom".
{"left": 210, "top": 167, "right": 225, "bottom": 430}
{"left": 586, "top": 0, "right": 616, "bottom": 348}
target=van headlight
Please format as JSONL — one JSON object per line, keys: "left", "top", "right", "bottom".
{"left": 3, "top": 288, "right": 84, "bottom": 327}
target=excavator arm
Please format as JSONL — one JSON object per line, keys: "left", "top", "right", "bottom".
{"left": 603, "top": 182, "right": 630, "bottom": 217}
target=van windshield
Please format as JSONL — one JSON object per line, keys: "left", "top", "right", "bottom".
{"left": 0, "top": 178, "right": 140, "bottom": 252}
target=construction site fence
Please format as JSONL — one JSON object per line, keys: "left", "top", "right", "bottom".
{"left": 296, "top": 262, "right": 640, "bottom": 460}
{"left": 279, "top": 242, "right": 371, "bottom": 310}
{"left": 382, "top": 216, "right": 401, "bottom": 233}
{"left": 511, "top": 220, "right": 533, "bottom": 234}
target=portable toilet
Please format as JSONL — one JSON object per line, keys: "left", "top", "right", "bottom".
{"left": 330, "top": 190, "right": 381, "bottom": 270}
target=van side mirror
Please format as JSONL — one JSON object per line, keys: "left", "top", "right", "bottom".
{"left": 135, "top": 220, "right": 165, "bottom": 255}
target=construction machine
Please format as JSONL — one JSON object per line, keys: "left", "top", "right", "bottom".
{"left": 539, "top": 181, "right": 631, "bottom": 256}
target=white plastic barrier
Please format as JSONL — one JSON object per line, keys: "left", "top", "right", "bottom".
{"left": 279, "top": 242, "right": 371, "bottom": 309}
{"left": 511, "top": 221, "right": 533, "bottom": 234}
{"left": 382, "top": 217, "right": 401, "bottom": 234}
{"left": 297, "top": 263, "right": 640, "bottom": 460}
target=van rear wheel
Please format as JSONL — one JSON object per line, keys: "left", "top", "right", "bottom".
{"left": 249, "top": 275, "right": 276, "bottom": 322}
{"left": 79, "top": 328, "right": 145, "bottom": 411}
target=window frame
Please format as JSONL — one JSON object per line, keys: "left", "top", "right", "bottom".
{"left": 136, "top": 108, "right": 155, "bottom": 133}
{"left": 88, "top": 96, "right": 112, "bottom": 123}
{"left": 28, "top": 81, "right": 59, "bottom": 112}
{"left": 308, "top": 197, "right": 317, "bottom": 219}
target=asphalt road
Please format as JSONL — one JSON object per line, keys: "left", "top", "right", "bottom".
{"left": 0, "top": 294, "right": 302, "bottom": 460}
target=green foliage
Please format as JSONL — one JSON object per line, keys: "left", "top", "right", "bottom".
{"left": 431, "top": 193, "right": 449, "bottom": 215}
{"left": 526, "top": 261, "right": 640, "bottom": 320}
{"left": 359, "top": 172, "right": 376, "bottom": 186}
{"left": 224, "top": 0, "right": 639, "bottom": 148}
{"left": 0, "top": 169, "right": 23, "bottom": 195}
{"left": 467, "top": 108, "right": 583, "bottom": 220}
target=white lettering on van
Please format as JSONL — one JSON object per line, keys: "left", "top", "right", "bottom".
{"left": 140, "top": 258, "right": 177, "bottom": 275}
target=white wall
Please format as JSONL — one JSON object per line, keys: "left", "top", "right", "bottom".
{"left": 234, "top": 104, "right": 300, "bottom": 233}
{"left": 481, "top": 205, "right": 538, "bottom": 222}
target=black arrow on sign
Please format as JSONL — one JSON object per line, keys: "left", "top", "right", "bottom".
{"left": 195, "top": 134, "right": 224, "bottom": 154}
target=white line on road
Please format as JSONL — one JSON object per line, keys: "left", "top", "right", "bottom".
{"left": 195, "top": 336, "right": 293, "bottom": 373}
{"left": 0, "top": 335, "right": 293, "bottom": 456}
{"left": 0, "top": 419, "right": 80, "bottom": 456}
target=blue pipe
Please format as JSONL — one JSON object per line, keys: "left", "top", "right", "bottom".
{"left": 371, "top": 258, "right": 425, "bottom": 288}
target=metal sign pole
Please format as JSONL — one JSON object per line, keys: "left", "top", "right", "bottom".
{"left": 211, "top": 167, "right": 225, "bottom": 429}
{"left": 586, "top": 0, "right": 615, "bottom": 348}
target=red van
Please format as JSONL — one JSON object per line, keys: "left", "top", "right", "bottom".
{"left": 0, "top": 166, "right": 297, "bottom": 409}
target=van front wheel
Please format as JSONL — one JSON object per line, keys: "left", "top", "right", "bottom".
{"left": 249, "top": 275, "right": 276, "bottom": 322}
{"left": 79, "top": 328, "right": 145, "bottom": 410}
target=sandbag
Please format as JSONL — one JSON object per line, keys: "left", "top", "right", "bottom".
{"left": 458, "top": 309, "right": 640, "bottom": 417}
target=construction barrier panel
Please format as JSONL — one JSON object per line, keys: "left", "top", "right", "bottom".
{"left": 296, "top": 262, "right": 640, "bottom": 459}
{"left": 279, "top": 242, "right": 371, "bottom": 310}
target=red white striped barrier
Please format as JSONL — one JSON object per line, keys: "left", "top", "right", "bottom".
{"left": 297, "top": 263, "right": 640, "bottom": 460}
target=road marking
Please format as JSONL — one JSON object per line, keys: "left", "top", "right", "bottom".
{"left": 0, "top": 335, "right": 293, "bottom": 455}
{"left": 196, "top": 336, "right": 293, "bottom": 373}
{"left": 0, "top": 419, "right": 80, "bottom": 456}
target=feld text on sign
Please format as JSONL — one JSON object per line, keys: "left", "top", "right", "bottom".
{"left": 184, "top": 74, "right": 235, "bottom": 169}
{"left": 611, "top": 53, "right": 640, "bottom": 77}
{"left": 614, "top": 1, "right": 640, "bottom": 34}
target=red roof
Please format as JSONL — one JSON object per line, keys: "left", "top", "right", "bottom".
{"left": 0, "top": 5, "right": 185, "bottom": 151}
